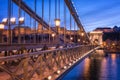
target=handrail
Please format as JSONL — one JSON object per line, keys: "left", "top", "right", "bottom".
{"left": 0, "top": 45, "right": 92, "bottom": 61}
{"left": 0, "top": 45, "right": 96, "bottom": 80}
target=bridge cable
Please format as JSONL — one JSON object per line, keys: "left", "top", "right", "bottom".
{"left": 8, "top": 0, "right": 12, "bottom": 44}
{"left": 70, "top": 13, "right": 72, "bottom": 43}
{"left": 11, "top": 0, "right": 13, "bottom": 43}
{"left": 64, "top": 0, "right": 66, "bottom": 44}
{"left": 29, "top": 15, "right": 32, "bottom": 43}
{"left": 58, "top": 0, "right": 60, "bottom": 18}
{"left": 77, "top": 24, "right": 79, "bottom": 43}
{"left": 23, "top": 11, "right": 26, "bottom": 44}
{"left": 18, "top": 0, "right": 22, "bottom": 44}
{"left": 34, "top": 0, "right": 37, "bottom": 44}
{"left": 74, "top": 21, "right": 76, "bottom": 43}
{"left": 55, "top": 0, "right": 57, "bottom": 19}
{"left": 42, "top": 0, "right": 44, "bottom": 44}
{"left": 48, "top": 0, "right": 51, "bottom": 44}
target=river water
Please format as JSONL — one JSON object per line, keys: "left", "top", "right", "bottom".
{"left": 62, "top": 50, "right": 120, "bottom": 80}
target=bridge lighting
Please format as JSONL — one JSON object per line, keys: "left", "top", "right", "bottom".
{"left": 19, "top": 17, "right": 24, "bottom": 24}
{"left": 52, "top": 33, "right": 55, "bottom": 37}
{"left": 78, "top": 39, "right": 80, "bottom": 42}
{"left": 73, "top": 61, "right": 75, "bottom": 63}
{"left": 48, "top": 76, "right": 52, "bottom": 80}
{"left": 57, "top": 70, "right": 61, "bottom": 74}
{"left": 81, "top": 32, "right": 84, "bottom": 36}
{"left": 54, "top": 19, "right": 60, "bottom": 27}
{"left": 2, "top": 18, "right": 8, "bottom": 24}
{"left": 0, "top": 23, "right": 5, "bottom": 30}
{"left": 83, "top": 41, "right": 85, "bottom": 43}
{"left": 64, "top": 66, "right": 67, "bottom": 69}
{"left": 70, "top": 37, "right": 73, "bottom": 40}
{"left": 10, "top": 17, "right": 16, "bottom": 24}
{"left": 69, "top": 63, "right": 72, "bottom": 66}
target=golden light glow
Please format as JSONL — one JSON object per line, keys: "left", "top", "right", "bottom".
{"left": 48, "top": 76, "right": 52, "bottom": 80}
{"left": 19, "top": 17, "right": 24, "bottom": 24}
{"left": 69, "top": 63, "right": 72, "bottom": 66}
{"left": 112, "top": 43, "right": 115, "bottom": 46}
{"left": 81, "top": 32, "right": 84, "bottom": 36}
{"left": 52, "top": 33, "right": 55, "bottom": 37}
{"left": 64, "top": 66, "right": 67, "bottom": 69}
{"left": 111, "top": 54, "right": 116, "bottom": 61}
{"left": 57, "top": 70, "right": 60, "bottom": 74}
{"left": 54, "top": 19, "right": 60, "bottom": 27}
{"left": 83, "top": 58, "right": 90, "bottom": 74}
{"left": 78, "top": 39, "right": 80, "bottom": 42}
{"left": 70, "top": 37, "right": 73, "bottom": 40}
{"left": 10, "top": 17, "right": 16, "bottom": 24}
{"left": 0, "top": 24, "right": 5, "bottom": 29}
{"left": 2, "top": 18, "right": 8, "bottom": 24}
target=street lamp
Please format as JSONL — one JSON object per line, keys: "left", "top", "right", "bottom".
{"left": 55, "top": 19, "right": 60, "bottom": 27}
{"left": 10, "top": 17, "right": 16, "bottom": 24}
{"left": 78, "top": 39, "right": 80, "bottom": 42}
{"left": 2, "top": 18, "right": 8, "bottom": 25}
{"left": 54, "top": 19, "right": 60, "bottom": 44}
{"left": 52, "top": 33, "right": 55, "bottom": 42}
{"left": 54, "top": 19, "right": 60, "bottom": 33}
{"left": 81, "top": 32, "right": 84, "bottom": 36}
{"left": 1, "top": 17, "right": 25, "bottom": 44}
{"left": 19, "top": 17, "right": 24, "bottom": 24}
{"left": 70, "top": 37, "right": 73, "bottom": 41}
{"left": 0, "top": 23, "right": 5, "bottom": 43}
{"left": 0, "top": 24, "right": 5, "bottom": 29}
{"left": 2, "top": 17, "right": 24, "bottom": 25}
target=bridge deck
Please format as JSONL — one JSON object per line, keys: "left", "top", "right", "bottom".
{"left": 0, "top": 45, "right": 99, "bottom": 80}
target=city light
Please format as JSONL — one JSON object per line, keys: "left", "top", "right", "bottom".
{"left": 64, "top": 66, "right": 67, "bottom": 69}
{"left": 47, "top": 76, "right": 52, "bottom": 80}
{"left": 0, "top": 23, "right": 5, "bottom": 29}
{"left": 52, "top": 33, "right": 55, "bottom": 37}
{"left": 78, "top": 39, "right": 80, "bottom": 42}
{"left": 57, "top": 70, "right": 61, "bottom": 74}
{"left": 2, "top": 18, "right": 8, "bottom": 24}
{"left": 19, "top": 17, "right": 24, "bottom": 24}
{"left": 54, "top": 19, "right": 60, "bottom": 27}
{"left": 10, "top": 17, "right": 16, "bottom": 24}
{"left": 69, "top": 63, "right": 72, "bottom": 66}
{"left": 81, "top": 32, "right": 84, "bottom": 36}
{"left": 70, "top": 37, "right": 73, "bottom": 40}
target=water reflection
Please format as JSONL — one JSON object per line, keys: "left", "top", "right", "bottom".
{"left": 62, "top": 50, "right": 120, "bottom": 80}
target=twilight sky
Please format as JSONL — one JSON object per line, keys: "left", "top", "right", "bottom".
{"left": 0, "top": 0, "right": 120, "bottom": 32}
{"left": 73, "top": 0, "right": 120, "bottom": 31}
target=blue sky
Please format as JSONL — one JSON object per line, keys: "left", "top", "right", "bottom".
{"left": 72, "top": 0, "right": 120, "bottom": 31}
{"left": 0, "top": 0, "right": 120, "bottom": 32}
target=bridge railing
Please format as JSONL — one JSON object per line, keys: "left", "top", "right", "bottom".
{"left": 0, "top": 45, "right": 96, "bottom": 80}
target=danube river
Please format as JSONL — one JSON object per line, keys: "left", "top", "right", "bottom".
{"left": 62, "top": 50, "right": 120, "bottom": 80}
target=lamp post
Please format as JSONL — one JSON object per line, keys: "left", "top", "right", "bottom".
{"left": 54, "top": 19, "right": 60, "bottom": 44}
{"left": 10, "top": 17, "right": 16, "bottom": 24}
{"left": 52, "top": 33, "right": 55, "bottom": 42}
{"left": 81, "top": 32, "right": 84, "bottom": 36}
{"left": 18, "top": 17, "right": 24, "bottom": 44}
{"left": 1, "top": 17, "right": 24, "bottom": 44}
{"left": 70, "top": 37, "right": 73, "bottom": 42}
{"left": 0, "top": 24, "right": 5, "bottom": 43}
{"left": 78, "top": 39, "right": 80, "bottom": 42}
{"left": 54, "top": 19, "right": 60, "bottom": 33}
